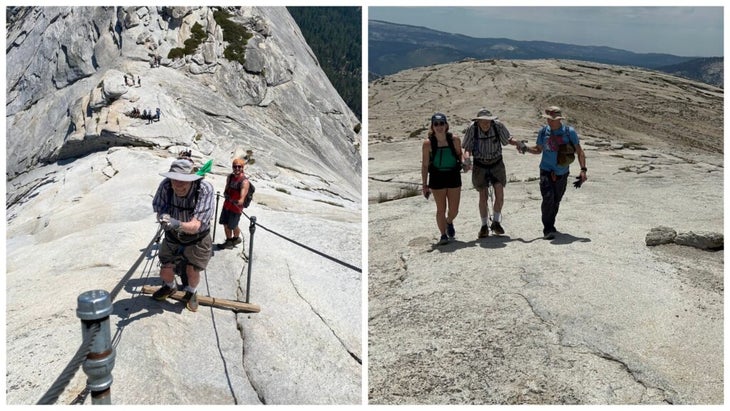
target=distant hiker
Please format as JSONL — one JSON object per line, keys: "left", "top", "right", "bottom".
{"left": 124, "top": 74, "right": 128, "bottom": 85}
{"left": 422, "top": 112, "right": 462, "bottom": 245}
{"left": 521, "top": 106, "right": 587, "bottom": 239}
{"left": 137, "top": 75, "right": 141, "bottom": 87}
{"left": 152, "top": 158, "right": 215, "bottom": 312}
{"left": 156, "top": 107, "right": 161, "bottom": 121}
{"left": 142, "top": 109, "right": 148, "bottom": 120}
{"left": 147, "top": 108, "right": 152, "bottom": 124}
{"left": 461, "top": 108, "right": 519, "bottom": 238}
{"left": 218, "top": 158, "right": 251, "bottom": 249}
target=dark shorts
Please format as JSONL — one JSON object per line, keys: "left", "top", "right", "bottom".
{"left": 428, "top": 169, "right": 462, "bottom": 190}
{"left": 219, "top": 207, "right": 242, "bottom": 230}
{"left": 472, "top": 157, "right": 507, "bottom": 189}
{"left": 159, "top": 231, "right": 212, "bottom": 271}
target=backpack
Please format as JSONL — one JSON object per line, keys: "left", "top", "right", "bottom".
{"left": 227, "top": 174, "right": 255, "bottom": 209}
{"left": 428, "top": 132, "right": 462, "bottom": 172}
{"left": 539, "top": 125, "right": 576, "bottom": 167}
{"left": 471, "top": 121, "right": 503, "bottom": 156}
{"left": 243, "top": 180, "right": 255, "bottom": 208}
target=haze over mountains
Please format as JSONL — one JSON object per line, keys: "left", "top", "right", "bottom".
{"left": 369, "top": 20, "right": 723, "bottom": 88}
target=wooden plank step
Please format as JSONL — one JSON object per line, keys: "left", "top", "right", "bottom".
{"left": 141, "top": 285, "right": 261, "bottom": 313}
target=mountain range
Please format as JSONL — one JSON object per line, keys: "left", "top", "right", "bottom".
{"left": 369, "top": 20, "right": 723, "bottom": 88}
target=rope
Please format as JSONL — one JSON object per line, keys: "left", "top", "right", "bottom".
{"left": 242, "top": 211, "right": 361, "bottom": 273}
{"left": 36, "top": 323, "right": 100, "bottom": 405}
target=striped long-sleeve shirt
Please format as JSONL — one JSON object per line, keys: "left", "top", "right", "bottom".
{"left": 152, "top": 178, "right": 215, "bottom": 234}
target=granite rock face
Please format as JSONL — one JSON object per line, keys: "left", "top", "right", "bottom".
{"left": 368, "top": 59, "right": 722, "bottom": 404}
{"left": 6, "top": 6, "right": 362, "bottom": 405}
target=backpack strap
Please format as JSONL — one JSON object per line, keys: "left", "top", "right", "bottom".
{"left": 429, "top": 133, "right": 461, "bottom": 171}
{"left": 167, "top": 179, "right": 201, "bottom": 212}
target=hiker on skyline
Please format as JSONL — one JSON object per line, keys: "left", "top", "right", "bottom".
{"left": 521, "top": 106, "right": 587, "bottom": 239}
{"left": 461, "top": 108, "right": 520, "bottom": 238}
{"left": 152, "top": 158, "right": 215, "bottom": 312}
{"left": 422, "top": 112, "right": 463, "bottom": 245}
{"left": 218, "top": 157, "right": 251, "bottom": 249}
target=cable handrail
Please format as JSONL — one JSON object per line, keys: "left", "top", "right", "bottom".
{"left": 242, "top": 211, "right": 362, "bottom": 273}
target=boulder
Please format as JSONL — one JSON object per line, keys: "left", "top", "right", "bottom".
{"left": 645, "top": 226, "right": 677, "bottom": 246}
{"left": 675, "top": 231, "right": 723, "bottom": 250}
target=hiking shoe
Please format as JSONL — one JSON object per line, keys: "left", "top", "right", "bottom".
{"left": 217, "top": 239, "right": 232, "bottom": 249}
{"left": 231, "top": 236, "right": 242, "bottom": 246}
{"left": 478, "top": 225, "right": 489, "bottom": 238}
{"left": 152, "top": 284, "right": 177, "bottom": 301}
{"left": 544, "top": 231, "right": 557, "bottom": 240}
{"left": 490, "top": 221, "right": 505, "bottom": 236}
{"left": 182, "top": 291, "right": 199, "bottom": 312}
{"left": 446, "top": 223, "right": 455, "bottom": 239}
{"left": 437, "top": 234, "right": 449, "bottom": 245}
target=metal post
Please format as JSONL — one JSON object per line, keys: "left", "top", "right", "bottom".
{"left": 246, "top": 216, "right": 256, "bottom": 303}
{"left": 76, "top": 290, "right": 115, "bottom": 405}
{"left": 213, "top": 191, "right": 220, "bottom": 243}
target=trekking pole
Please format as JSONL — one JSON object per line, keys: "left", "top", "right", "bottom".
{"left": 213, "top": 192, "right": 220, "bottom": 243}
{"left": 77, "top": 290, "right": 115, "bottom": 405}
{"left": 245, "top": 216, "right": 256, "bottom": 303}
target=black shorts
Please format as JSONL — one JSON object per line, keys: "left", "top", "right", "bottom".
{"left": 219, "top": 207, "right": 242, "bottom": 230}
{"left": 428, "top": 169, "right": 462, "bottom": 190}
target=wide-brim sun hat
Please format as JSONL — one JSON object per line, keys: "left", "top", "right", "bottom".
{"left": 160, "top": 158, "right": 203, "bottom": 181}
{"left": 472, "top": 108, "right": 498, "bottom": 121}
{"left": 541, "top": 106, "right": 564, "bottom": 120}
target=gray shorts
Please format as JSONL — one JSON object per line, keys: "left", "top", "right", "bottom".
{"left": 159, "top": 231, "right": 212, "bottom": 271}
{"left": 219, "top": 207, "right": 242, "bottom": 230}
{"left": 472, "top": 157, "right": 507, "bottom": 189}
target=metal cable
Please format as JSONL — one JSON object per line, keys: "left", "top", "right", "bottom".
{"left": 241, "top": 211, "right": 361, "bottom": 273}
{"left": 39, "top": 226, "right": 163, "bottom": 405}
{"left": 36, "top": 323, "right": 100, "bottom": 405}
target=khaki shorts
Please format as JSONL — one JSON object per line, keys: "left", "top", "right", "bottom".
{"left": 472, "top": 158, "right": 507, "bottom": 189}
{"left": 159, "top": 231, "right": 212, "bottom": 271}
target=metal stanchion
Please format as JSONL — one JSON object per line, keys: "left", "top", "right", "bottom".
{"left": 76, "top": 290, "right": 115, "bottom": 405}
{"left": 213, "top": 191, "right": 220, "bottom": 243}
{"left": 246, "top": 216, "right": 256, "bottom": 303}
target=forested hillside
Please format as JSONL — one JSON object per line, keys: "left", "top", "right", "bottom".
{"left": 289, "top": 7, "right": 362, "bottom": 119}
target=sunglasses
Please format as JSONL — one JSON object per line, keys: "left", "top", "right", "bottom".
{"left": 233, "top": 165, "right": 244, "bottom": 169}
{"left": 433, "top": 122, "right": 446, "bottom": 127}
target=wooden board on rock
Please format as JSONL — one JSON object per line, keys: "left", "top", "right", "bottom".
{"left": 142, "top": 285, "right": 260, "bottom": 313}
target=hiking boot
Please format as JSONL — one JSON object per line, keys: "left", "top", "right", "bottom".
{"left": 490, "top": 221, "right": 505, "bottom": 236}
{"left": 217, "top": 239, "right": 232, "bottom": 249}
{"left": 181, "top": 291, "right": 199, "bottom": 312}
{"left": 544, "top": 231, "right": 557, "bottom": 240}
{"left": 231, "top": 236, "right": 242, "bottom": 246}
{"left": 446, "top": 223, "right": 455, "bottom": 239}
{"left": 437, "top": 234, "right": 449, "bottom": 245}
{"left": 478, "top": 225, "right": 489, "bottom": 238}
{"left": 152, "top": 284, "right": 177, "bottom": 301}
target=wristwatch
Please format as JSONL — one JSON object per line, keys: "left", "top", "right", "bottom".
{"left": 580, "top": 167, "right": 587, "bottom": 172}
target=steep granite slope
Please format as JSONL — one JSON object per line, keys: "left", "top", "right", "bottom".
{"left": 6, "top": 6, "right": 361, "bottom": 405}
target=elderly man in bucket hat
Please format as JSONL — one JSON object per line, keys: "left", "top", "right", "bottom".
{"left": 522, "top": 106, "right": 588, "bottom": 239}
{"left": 151, "top": 158, "right": 215, "bottom": 311}
{"left": 461, "top": 108, "right": 520, "bottom": 238}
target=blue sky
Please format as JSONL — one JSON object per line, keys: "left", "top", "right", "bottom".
{"left": 369, "top": 6, "right": 723, "bottom": 57}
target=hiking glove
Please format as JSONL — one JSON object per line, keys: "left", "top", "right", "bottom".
{"left": 518, "top": 141, "right": 528, "bottom": 154}
{"left": 573, "top": 176, "right": 584, "bottom": 189}
{"left": 159, "top": 213, "right": 181, "bottom": 229}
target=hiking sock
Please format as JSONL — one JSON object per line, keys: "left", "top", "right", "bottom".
{"left": 481, "top": 217, "right": 489, "bottom": 226}
{"left": 164, "top": 280, "right": 176, "bottom": 289}
{"left": 493, "top": 212, "right": 502, "bottom": 223}
{"left": 184, "top": 285, "right": 197, "bottom": 294}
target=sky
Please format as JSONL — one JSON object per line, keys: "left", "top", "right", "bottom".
{"left": 369, "top": 6, "right": 724, "bottom": 57}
